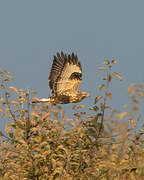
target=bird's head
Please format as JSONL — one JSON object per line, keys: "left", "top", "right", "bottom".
{"left": 78, "top": 91, "right": 90, "bottom": 101}
{"left": 81, "top": 91, "right": 90, "bottom": 97}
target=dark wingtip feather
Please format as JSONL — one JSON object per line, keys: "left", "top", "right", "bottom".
{"left": 72, "top": 52, "right": 75, "bottom": 58}
{"left": 61, "top": 52, "right": 64, "bottom": 58}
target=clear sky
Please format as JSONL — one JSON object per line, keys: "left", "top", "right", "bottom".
{"left": 0, "top": 1, "right": 144, "bottom": 124}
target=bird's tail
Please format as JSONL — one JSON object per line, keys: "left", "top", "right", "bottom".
{"left": 32, "top": 97, "right": 54, "bottom": 104}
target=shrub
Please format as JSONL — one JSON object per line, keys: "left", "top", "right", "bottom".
{"left": 0, "top": 63, "right": 143, "bottom": 180}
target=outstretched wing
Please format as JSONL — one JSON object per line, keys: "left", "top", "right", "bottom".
{"left": 48, "top": 52, "right": 82, "bottom": 96}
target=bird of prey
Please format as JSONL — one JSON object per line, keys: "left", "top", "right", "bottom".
{"left": 34, "top": 52, "right": 90, "bottom": 104}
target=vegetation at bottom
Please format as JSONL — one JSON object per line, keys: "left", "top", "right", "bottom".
{"left": 0, "top": 61, "right": 144, "bottom": 180}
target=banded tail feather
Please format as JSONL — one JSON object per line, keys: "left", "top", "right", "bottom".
{"left": 32, "top": 97, "right": 54, "bottom": 104}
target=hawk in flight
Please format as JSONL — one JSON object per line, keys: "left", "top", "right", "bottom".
{"left": 34, "top": 52, "right": 90, "bottom": 104}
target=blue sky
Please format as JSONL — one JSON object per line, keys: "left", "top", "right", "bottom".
{"left": 0, "top": 1, "right": 144, "bottom": 126}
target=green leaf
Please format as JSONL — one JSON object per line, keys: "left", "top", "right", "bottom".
{"left": 9, "top": 132, "right": 14, "bottom": 138}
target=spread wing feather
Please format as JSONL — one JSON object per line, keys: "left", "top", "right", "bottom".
{"left": 48, "top": 52, "right": 82, "bottom": 96}
{"left": 48, "top": 52, "right": 65, "bottom": 94}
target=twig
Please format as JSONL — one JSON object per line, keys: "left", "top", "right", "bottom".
{"left": 25, "top": 88, "right": 30, "bottom": 141}
{"left": 0, "top": 131, "right": 22, "bottom": 144}
{"left": 1, "top": 78, "right": 17, "bottom": 123}
{"left": 97, "top": 65, "right": 111, "bottom": 138}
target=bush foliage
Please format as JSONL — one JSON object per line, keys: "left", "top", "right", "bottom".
{"left": 0, "top": 62, "right": 144, "bottom": 180}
